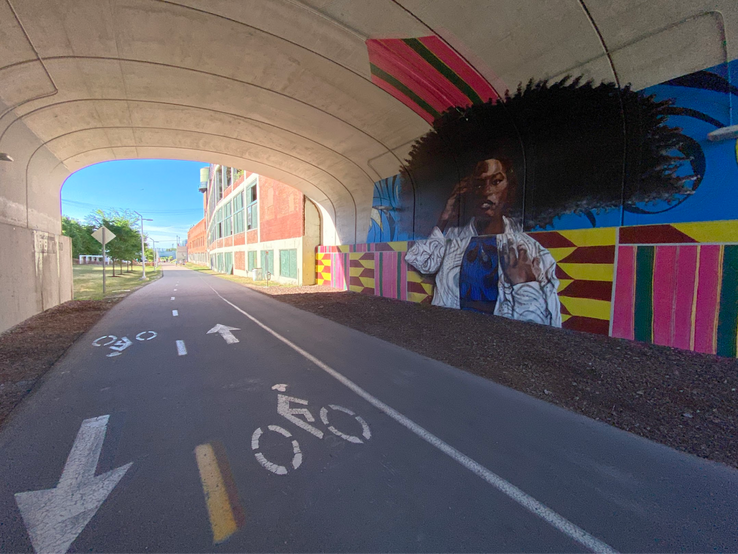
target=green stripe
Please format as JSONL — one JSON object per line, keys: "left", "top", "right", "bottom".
{"left": 402, "top": 38, "right": 484, "bottom": 105}
{"left": 717, "top": 246, "right": 738, "bottom": 357}
{"left": 633, "top": 246, "right": 655, "bottom": 342}
{"left": 370, "top": 64, "right": 441, "bottom": 120}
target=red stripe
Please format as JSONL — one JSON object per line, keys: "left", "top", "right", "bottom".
{"left": 694, "top": 245, "right": 721, "bottom": 354}
{"left": 367, "top": 40, "right": 451, "bottom": 113}
{"left": 612, "top": 246, "right": 636, "bottom": 340}
{"left": 652, "top": 246, "right": 678, "bottom": 346}
{"left": 372, "top": 38, "right": 472, "bottom": 109}
{"left": 562, "top": 317, "right": 610, "bottom": 335}
{"left": 370, "top": 75, "right": 434, "bottom": 123}
{"left": 417, "top": 36, "right": 499, "bottom": 102}
{"left": 558, "top": 280, "right": 613, "bottom": 301}
{"left": 672, "top": 245, "right": 698, "bottom": 350}
{"left": 558, "top": 246, "right": 615, "bottom": 264}
{"left": 620, "top": 225, "right": 697, "bottom": 244}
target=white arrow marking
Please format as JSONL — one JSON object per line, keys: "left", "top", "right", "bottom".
{"left": 15, "top": 415, "right": 132, "bottom": 554}
{"left": 207, "top": 324, "right": 240, "bottom": 345}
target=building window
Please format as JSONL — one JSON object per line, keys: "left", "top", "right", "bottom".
{"left": 233, "top": 192, "right": 244, "bottom": 234}
{"left": 224, "top": 200, "right": 232, "bottom": 236}
{"left": 261, "top": 250, "right": 274, "bottom": 275}
{"left": 248, "top": 251, "right": 257, "bottom": 271}
{"left": 246, "top": 185, "right": 258, "bottom": 230}
{"left": 279, "top": 249, "right": 297, "bottom": 279}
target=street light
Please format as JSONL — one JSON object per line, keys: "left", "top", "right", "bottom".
{"left": 134, "top": 212, "right": 153, "bottom": 280}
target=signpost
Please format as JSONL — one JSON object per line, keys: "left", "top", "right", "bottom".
{"left": 91, "top": 226, "right": 116, "bottom": 294}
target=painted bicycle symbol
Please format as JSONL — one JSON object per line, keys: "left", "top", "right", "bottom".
{"left": 251, "top": 385, "right": 371, "bottom": 475}
{"left": 92, "top": 330, "right": 157, "bottom": 357}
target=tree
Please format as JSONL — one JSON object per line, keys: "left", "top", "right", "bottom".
{"left": 62, "top": 216, "right": 100, "bottom": 259}
{"left": 85, "top": 209, "right": 144, "bottom": 276}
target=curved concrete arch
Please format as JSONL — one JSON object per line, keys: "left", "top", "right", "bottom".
{"left": 1, "top": 0, "right": 735, "bottom": 335}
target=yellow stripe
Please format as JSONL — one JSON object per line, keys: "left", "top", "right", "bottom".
{"left": 359, "top": 277, "right": 375, "bottom": 288}
{"left": 387, "top": 241, "right": 409, "bottom": 252}
{"left": 690, "top": 245, "right": 700, "bottom": 351}
{"left": 195, "top": 444, "right": 238, "bottom": 544}
{"left": 673, "top": 220, "right": 738, "bottom": 243}
{"left": 557, "top": 279, "right": 573, "bottom": 293}
{"left": 559, "top": 227, "right": 617, "bottom": 246}
{"left": 559, "top": 296, "right": 611, "bottom": 320}
{"left": 561, "top": 314, "right": 572, "bottom": 323}
{"left": 557, "top": 263, "right": 614, "bottom": 281}
{"left": 547, "top": 247, "right": 576, "bottom": 262}
{"left": 407, "top": 292, "right": 431, "bottom": 303}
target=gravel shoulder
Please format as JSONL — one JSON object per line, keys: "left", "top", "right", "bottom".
{"left": 238, "top": 281, "right": 738, "bottom": 469}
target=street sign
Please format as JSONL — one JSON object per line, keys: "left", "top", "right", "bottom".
{"left": 91, "top": 226, "right": 116, "bottom": 244}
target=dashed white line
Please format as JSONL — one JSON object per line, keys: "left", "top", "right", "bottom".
{"left": 171, "top": 297, "right": 175, "bottom": 301}
{"left": 208, "top": 284, "right": 617, "bottom": 554}
{"left": 174, "top": 289, "right": 178, "bottom": 292}
{"left": 172, "top": 310, "right": 179, "bottom": 317}
{"left": 176, "top": 340, "right": 187, "bottom": 356}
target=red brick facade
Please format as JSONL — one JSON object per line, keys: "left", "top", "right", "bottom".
{"left": 187, "top": 218, "right": 207, "bottom": 254}
{"left": 234, "top": 251, "right": 245, "bottom": 270}
{"left": 247, "top": 229, "right": 258, "bottom": 244}
{"left": 259, "top": 176, "right": 304, "bottom": 243}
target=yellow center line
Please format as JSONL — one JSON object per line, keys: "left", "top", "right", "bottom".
{"left": 195, "top": 443, "right": 239, "bottom": 544}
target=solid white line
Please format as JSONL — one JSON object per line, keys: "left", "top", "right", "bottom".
{"left": 171, "top": 297, "right": 175, "bottom": 301}
{"left": 172, "top": 310, "right": 179, "bottom": 317}
{"left": 176, "top": 340, "right": 187, "bottom": 356}
{"left": 207, "top": 284, "right": 616, "bottom": 553}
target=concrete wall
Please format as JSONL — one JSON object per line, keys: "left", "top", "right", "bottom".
{"left": 0, "top": 222, "right": 72, "bottom": 333}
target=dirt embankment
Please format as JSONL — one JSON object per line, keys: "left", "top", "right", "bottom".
{"left": 0, "top": 299, "right": 122, "bottom": 427}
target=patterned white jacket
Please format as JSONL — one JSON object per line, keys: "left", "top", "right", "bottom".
{"left": 405, "top": 217, "right": 561, "bottom": 327}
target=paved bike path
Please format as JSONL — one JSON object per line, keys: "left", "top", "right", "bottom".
{"left": 0, "top": 267, "right": 736, "bottom": 552}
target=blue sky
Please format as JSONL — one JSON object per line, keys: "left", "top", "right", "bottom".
{"left": 61, "top": 159, "right": 208, "bottom": 249}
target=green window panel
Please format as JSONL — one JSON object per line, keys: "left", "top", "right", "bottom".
{"left": 261, "top": 250, "right": 274, "bottom": 276}
{"left": 280, "top": 249, "right": 298, "bottom": 279}
{"left": 248, "top": 251, "right": 257, "bottom": 271}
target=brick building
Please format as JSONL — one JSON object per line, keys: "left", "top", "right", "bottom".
{"left": 187, "top": 218, "right": 207, "bottom": 265}
{"left": 199, "top": 164, "right": 321, "bottom": 284}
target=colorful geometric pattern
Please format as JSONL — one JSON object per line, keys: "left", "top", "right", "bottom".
{"left": 315, "top": 252, "right": 331, "bottom": 285}
{"left": 529, "top": 227, "right": 616, "bottom": 335}
{"left": 620, "top": 219, "right": 738, "bottom": 244}
{"left": 349, "top": 253, "right": 375, "bottom": 295}
{"left": 366, "top": 36, "right": 499, "bottom": 124}
{"left": 612, "top": 244, "right": 738, "bottom": 356}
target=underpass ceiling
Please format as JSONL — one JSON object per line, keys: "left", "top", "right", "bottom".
{"left": 0, "top": 0, "right": 735, "bottom": 242}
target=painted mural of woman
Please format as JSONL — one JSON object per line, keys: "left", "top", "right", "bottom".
{"left": 406, "top": 156, "right": 561, "bottom": 325}
{"left": 403, "top": 77, "right": 702, "bottom": 325}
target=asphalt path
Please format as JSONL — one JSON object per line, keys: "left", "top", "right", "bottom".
{"left": 1, "top": 266, "right": 737, "bottom": 553}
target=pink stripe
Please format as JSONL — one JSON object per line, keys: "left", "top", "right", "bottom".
{"left": 418, "top": 36, "right": 499, "bottom": 102}
{"left": 380, "top": 252, "right": 397, "bottom": 298}
{"left": 672, "top": 246, "right": 698, "bottom": 350}
{"left": 370, "top": 39, "right": 472, "bottom": 110}
{"left": 612, "top": 246, "right": 636, "bottom": 340}
{"left": 694, "top": 245, "right": 721, "bottom": 354}
{"left": 367, "top": 41, "right": 455, "bottom": 113}
{"left": 652, "top": 246, "right": 678, "bottom": 346}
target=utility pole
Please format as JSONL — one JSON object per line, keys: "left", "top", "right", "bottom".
{"left": 134, "top": 212, "right": 153, "bottom": 280}
{"left": 102, "top": 227, "right": 106, "bottom": 294}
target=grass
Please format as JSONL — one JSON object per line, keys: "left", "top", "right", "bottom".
{"left": 184, "top": 262, "right": 292, "bottom": 288}
{"left": 73, "top": 264, "right": 162, "bottom": 300}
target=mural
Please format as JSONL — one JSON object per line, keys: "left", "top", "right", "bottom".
{"left": 352, "top": 35, "right": 738, "bottom": 352}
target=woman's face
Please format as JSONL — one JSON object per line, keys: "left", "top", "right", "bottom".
{"left": 470, "top": 158, "right": 510, "bottom": 222}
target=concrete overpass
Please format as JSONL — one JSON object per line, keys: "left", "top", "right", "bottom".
{"left": 0, "top": 0, "right": 735, "bottom": 333}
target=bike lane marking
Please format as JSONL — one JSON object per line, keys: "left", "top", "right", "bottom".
{"left": 172, "top": 310, "right": 179, "bottom": 317}
{"left": 176, "top": 340, "right": 187, "bottom": 356}
{"left": 208, "top": 284, "right": 617, "bottom": 554}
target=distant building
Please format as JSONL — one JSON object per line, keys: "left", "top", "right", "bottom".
{"left": 193, "top": 164, "right": 321, "bottom": 284}
{"left": 187, "top": 219, "right": 207, "bottom": 265}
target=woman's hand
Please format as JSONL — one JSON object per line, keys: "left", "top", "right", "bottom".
{"left": 500, "top": 238, "right": 537, "bottom": 285}
{"left": 438, "top": 179, "right": 471, "bottom": 230}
